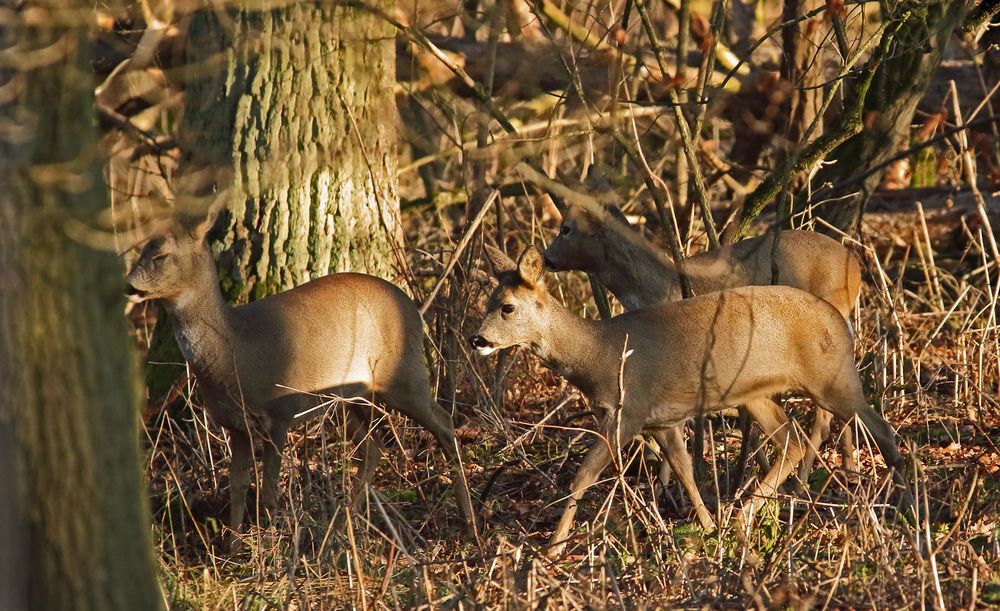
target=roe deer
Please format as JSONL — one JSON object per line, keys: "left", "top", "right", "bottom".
{"left": 471, "top": 246, "right": 912, "bottom": 557}
{"left": 544, "top": 203, "right": 863, "bottom": 485}
{"left": 125, "top": 217, "right": 478, "bottom": 540}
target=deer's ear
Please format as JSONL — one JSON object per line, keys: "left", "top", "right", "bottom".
{"left": 484, "top": 244, "right": 517, "bottom": 277}
{"left": 604, "top": 204, "right": 629, "bottom": 226}
{"left": 173, "top": 214, "right": 209, "bottom": 243}
{"left": 176, "top": 208, "right": 219, "bottom": 243}
{"left": 192, "top": 210, "right": 219, "bottom": 242}
{"left": 517, "top": 247, "right": 545, "bottom": 286}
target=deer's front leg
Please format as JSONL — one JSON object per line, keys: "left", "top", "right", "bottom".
{"left": 738, "top": 397, "right": 806, "bottom": 525}
{"left": 227, "top": 429, "right": 252, "bottom": 532}
{"left": 260, "top": 422, "right": 289, "bottom": 522}
{"left": 653, "top": 426, "right": 716, "bottom": 531}
{"left": 548, "top": 431, "right": 613, "bottom": 558}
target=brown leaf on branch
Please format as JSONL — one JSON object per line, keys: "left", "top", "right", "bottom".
{"left": 864, "top": 110, "right": 881, "bottom": 130}
{"left": 825, "top": 0, "right": 847, "bottom": 21}
{"left": 916, "top": 111, "right": 947, "bottom": 141}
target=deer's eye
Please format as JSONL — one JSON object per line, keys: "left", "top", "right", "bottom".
{"left": 560, "top": 225, "right": 571, "bottom": 236}
{"left": 501, "top": 304, "right": 515, "bottom": 315}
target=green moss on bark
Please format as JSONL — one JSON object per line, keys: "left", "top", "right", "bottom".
{"left": 183, "top": 1, "right": 401, "bottom": 304}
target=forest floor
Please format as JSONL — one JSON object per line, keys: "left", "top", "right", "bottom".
{"left": 136, "top": 196, "right": 1000, "bottom": 609}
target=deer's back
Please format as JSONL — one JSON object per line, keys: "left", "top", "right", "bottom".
{"left": 685, "top": 230, "right": 860, "bottom": 318}
{"left": 615, "top": 285, "right": 854, "bottom": 424}
{"left": 220, "top": 273, "right": 424, "bottom": 423}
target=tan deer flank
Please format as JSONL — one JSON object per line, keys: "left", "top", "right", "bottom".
{"left": 126, "top": 217, "right": 478, "bottom": 541}
{"left": 543, "top": 203, "right": 863, "bottom": 484}
{"left": 471, "top": 246, "right": 912, "bottom": 557}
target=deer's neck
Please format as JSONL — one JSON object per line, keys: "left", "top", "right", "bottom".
{"left": 533, "top": 303, "right": 623, "bottom": 405}
{"left": 595, "top": 226, "right": 681, "bottom": 310}
{"left": 165, "top": 270, "right": 237, "bottom": 386}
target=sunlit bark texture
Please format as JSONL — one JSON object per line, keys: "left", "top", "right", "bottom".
{"left": 810, "top": 1, "right": 968, "bottom": 232}
{"left": 181, "top": 1, "right": 402, "bottom": 302}
{"left": 0, "top": 3, "right": 163, "bottom": 610}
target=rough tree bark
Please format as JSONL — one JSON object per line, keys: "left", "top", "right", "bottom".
{"left": 0, "top": 2, "right": 162, "bottom": 609}
{"left": 781, "top": 0, "right": 826, "bottom": 149}
{"left": 809, "top": 0, "right": 969, "bottom": 233}
{"left": 181, "top": 1, "right": 402, "bottom": 302}
{"left": 774, "top": 0, "right": 828, "bottom": 227}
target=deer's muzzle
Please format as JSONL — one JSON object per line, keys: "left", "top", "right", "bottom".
{"left": 124, "top": 283, "right": 148, "bottom": 303}
{"left": 469, "top": 335, "right": 499, "bottom": 356}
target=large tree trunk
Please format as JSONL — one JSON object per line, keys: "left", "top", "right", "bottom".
{"left": 181, "top": 1, "right": 402, "bottom": 302}
{"left": 0, "top": 3, "right": 163, "bottom": 609}
{"left": 809, "top": 0, "right": 968, "bottom": 233}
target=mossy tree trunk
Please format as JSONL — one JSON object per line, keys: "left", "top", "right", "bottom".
{"left": 0, "top": 3, "right": 163, "bottom": 609}
{"left": 181, "top": 1, "right": 402, "bottom": 302}
{"left": 808, "top": 0, "right": 968, "bottom": 233}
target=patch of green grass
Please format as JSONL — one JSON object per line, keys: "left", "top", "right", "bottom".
{"left": 808, "top": 466, "right": 831, "bottom": 491}
{"left": 852, "top": 561, "right": 875, "bottom": 580}
{"left": 381, "top": 487, "right": 419, "bottom": 503}
{"left": 981, "top": 583, "right": 1000, "bottom": 605}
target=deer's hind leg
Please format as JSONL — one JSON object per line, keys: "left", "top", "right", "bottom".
{"left": 378, "top": 382, "right": 479, "bottom": 543}
{"left": 344, "top": 404, "right": 386, "bottom": 513}
{"left": 809, "top": 377, "right": 915, "bottom": 515}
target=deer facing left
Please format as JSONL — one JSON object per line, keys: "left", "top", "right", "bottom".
{"left": 125, "top": 216, "right": 478, "bottom": 541}
{"left": 471, "top": 246, "right": 912, "bottom": 557}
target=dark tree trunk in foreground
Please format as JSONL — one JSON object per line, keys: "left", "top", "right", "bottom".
{"left": 181, "top": 1, "right": 402, "bottom": 302}
{"left": 809, "top": 0, "right": 969, "bottom": 233}
{"left": 0, "top": 3, "right": 163, "bottom": 609}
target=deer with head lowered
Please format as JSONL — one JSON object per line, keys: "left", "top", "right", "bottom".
{"left": 471, "top": 246, "right": 912, "bottom": 557}
{"left": 544, "top": 202, "right": 863, "bottom": 486}
{"left": 125, "top": 216, "right": 478, "bottom": 541}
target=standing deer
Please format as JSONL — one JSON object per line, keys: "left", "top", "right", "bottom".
{"left": 471, "top": 246, "right": 912, "bottom": 557}
{"left": 125, "top": 216, "right": 478, "bottom": 541}
{"left": 543, "top": 202, "right": 862, "bottom": 485}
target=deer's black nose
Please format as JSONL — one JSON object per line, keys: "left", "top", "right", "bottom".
{"left": 543, "top": 253, "right": 556, "bottom": 270}
{"left": 124, "top": 283, "right": 149, "bottom": 301}
{"left": 469, "top": 335, "right": 491, "bottom": 349}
